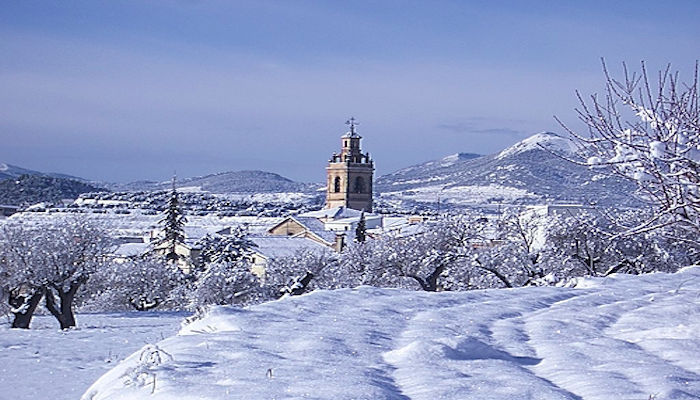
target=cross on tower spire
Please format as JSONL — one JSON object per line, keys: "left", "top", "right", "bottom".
{"left": 346, "top": 117, "right": 359, "bottom": 136}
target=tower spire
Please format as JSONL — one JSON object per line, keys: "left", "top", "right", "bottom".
{"left": 345, "top": 117, "right": 359, "bottom": 137}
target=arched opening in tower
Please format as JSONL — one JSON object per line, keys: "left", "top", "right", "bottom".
{"left": 334, "top": 176, "right": 341, "bottom": 193}
{"left": 354, "top": 176, "right": 365, "bottom": 193}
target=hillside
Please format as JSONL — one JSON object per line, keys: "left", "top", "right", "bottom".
{"left": 83, "top": 267, "right": 700, "bottom": 399}
{"left": 111, "top": 170, "right": 320, "bottom": 194}
{"left": 0, "top": 175, "right": 105, "bottom": 206}
{"left": 375, "top": 132, "right": 643, "bottom": 209}
{"left": 0, "top": 162, "right": 86, "bottom": 182}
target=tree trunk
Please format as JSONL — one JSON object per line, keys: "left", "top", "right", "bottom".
{"left": 45, "top": 281, "right": 82, "bottom": 330}
{"left": 424, "top": 264, "right": 446, "bottom": 292}
{"left": 9, "top": 286, "right": 44, "bottom": 329}
{"left": 473, "top": 259, "right": 513, "bottom": 288}
{"left": 129, "top": 297, "right": 161, "bottom": 311}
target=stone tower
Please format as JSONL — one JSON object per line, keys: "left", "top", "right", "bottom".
{"left": 326, "top": 118, "right": 374, "bottom": 211}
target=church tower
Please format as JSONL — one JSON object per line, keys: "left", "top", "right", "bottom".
{"left": 326, "top": 118, "right": 374, "bottom": 212}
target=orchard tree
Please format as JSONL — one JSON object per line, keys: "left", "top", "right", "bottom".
{"left": 559, "top": 60, "right": 700, "bottom": 246}
{"left": 0, "top": 222, "right": 46, "bottom": 328}
{"left": 187, "top": 260, "right": 262, "bottom": 307}
{"left": 40, "top": 218, "right": 111, "bottom": 329}
{"left": 186, "top": 226, "right": 260, "bottom": 307}
{"left": 85, "top": 255, "right": 186, "bottom": 312}
{"left": 196, "top": 226, "right": 256, "bottom": 265}
{"left": 264, "top": 249, "right": 338, "bottom": 297}
{"left": 0, "top": 217, "right": 111, "bottom": 329}
{"left": 542, "top": 210, "right": 683, "bottom": 279}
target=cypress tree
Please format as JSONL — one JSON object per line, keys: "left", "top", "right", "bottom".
{"left": 355, "top": 211, "right": 367, "bottom": 243}
{"left": 158, "top": 176, "right": 187, "bottom": 262}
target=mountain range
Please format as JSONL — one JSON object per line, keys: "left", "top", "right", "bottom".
{"left": 107, "top": 170, "right": 320, "bottom": 193}
{"left": 0, "top": 163, "right": 85, "bottom": 182}
{"left": 374, "top": 132, "right": 643, "bottom": 208}
{"left": 0, "top": 132, "right": 645, "bottom": 208}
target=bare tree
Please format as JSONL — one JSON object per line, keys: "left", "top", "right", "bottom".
{"left": 1, "top": 221, "right": 50, "bottom": 328}
{"left": 0, "top": 217, "right": 111, "bottom": 329}
{"left": 558, "top": 60, "right": 699, "bottom": 247}
{"left": 84, "top": 255, "right": 186, "bottom": 312}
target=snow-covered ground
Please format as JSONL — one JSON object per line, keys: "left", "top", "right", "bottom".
{"left": 83, "top": 267, "right": 700, "bottom": 399}
{"left": 380, "top": 183, "right": 538, "bottom": 205}
{"left": 0, "top": 312, "right": 186, "bottom": 400}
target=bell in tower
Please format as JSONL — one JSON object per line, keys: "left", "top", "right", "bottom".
{"left": 326, "top": 118, "right": 374, "bottom": 211}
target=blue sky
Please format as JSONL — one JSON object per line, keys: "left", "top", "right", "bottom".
{"left": 1, "top": 0, "right": 699, "bottom": 183}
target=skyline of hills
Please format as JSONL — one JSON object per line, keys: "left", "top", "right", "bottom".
{"left": 1, "top": 132, "right": 645, "bottom": 209}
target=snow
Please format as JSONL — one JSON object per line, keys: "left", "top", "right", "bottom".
{"left": 389, "top": 176, "right": 447, "bottom": 186}
{"left": 298, "top": 206, "right": 365, "bottom": 220}
{"left": 381, "top": 183, "right": 538, "bottom": 205}
{"left": 223, "top": 192, "right": 317, "bottom": 204}
{"left": 113, "top": 242, "right": 151, "bottom": 257}
{"left": 0, "top": 313, "right": 186, "bottom": 400}
{"left": 249, "top": 235, "right": 329, "bottom": 259}
{"left": 497, "top": 132, "right": 577, "bottom": 160}
{"left": 83, "top": 267, "right": 700, "bottom": 399}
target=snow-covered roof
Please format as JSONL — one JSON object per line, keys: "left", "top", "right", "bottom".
{"left": 184, "top": 225, "right": 229, "bottom": 240}
{"left": 369, "top": 222, "right": 427, "bottom": 238}
{"left": 324, "top": 214, "right": 382, "bottom": 225}
{"left": 250, "top": 236, "right": 329, "bottom": 260}
{"left": 294, "top": 216, "right": 338, "bottom": 243}
{"left": 113, "top": 242, "right": 150, "bottom": 257}
{"left": 298, "top": 206, "right": 368, "bottom": 220}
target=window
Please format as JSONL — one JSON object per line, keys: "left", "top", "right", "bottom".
{"left": 353, "top": 176, "right": 365, "bottom": 193}
{"left": 334, "top": 176, "right": 341, "bottom": 193}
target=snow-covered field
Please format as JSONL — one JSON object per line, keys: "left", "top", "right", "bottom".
{"left": 82, "top": 267, "right": 700, "bottom": 400}
{"left": 0, "top": 313, "right": 186, "bottom": 400}
{"left": 380, "top": 183, "right": 538, "bottom": 205}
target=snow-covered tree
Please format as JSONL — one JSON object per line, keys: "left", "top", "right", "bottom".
{"left": 264, "top": 249, "right": 338, "bottom": 297}
{"left": 0, "top": 221, "right": 46, "bottom": 328}
{"left": 328, "top": 222, "right": 457, "bottom": 292}
{"left": 157, "top": 178, "right": 187, "bottom": 262}
{"left": 187, "top": 260, "right": 262, "bottom": 307}
{"left": 542, "top": 210, "right": 684, "bottom": 280}
{"left": 0, "top": 217, "right": 111, "bottom": 329}
{"left": 355, "top": 211, "right": 367, "bottom": 243}
{"left": 560, "top": 61, "right": 700, "bottom": 247}
{"left": 176, "top": 226, "right": 261, "bottom": 307}
{"left": 196, "top": 226, "right": 256, "bottom": 265}
{"left": 83, "top": 255, "right": 187, "bottom": 312}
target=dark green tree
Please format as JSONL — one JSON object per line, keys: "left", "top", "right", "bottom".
{"left": 158, "top": 177, "right": 187, "bottom": 262}
{"left": 355, "top": 211, "right": 367, "bottom": 243}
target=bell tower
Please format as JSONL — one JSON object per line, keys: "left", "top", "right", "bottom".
{"left": 326, "top": 118, "right": 374, "bottom": 211}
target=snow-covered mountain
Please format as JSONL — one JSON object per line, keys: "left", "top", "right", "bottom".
{"left": 0, "top": 162, "right": 86, "bottom": 182}
{"left": 375, "top": 132, "right": 642, "bottom": 209}
{"left": 111, "top": 170, "right": 321, "bottom": 194}
{"left": 0, "top": 175, "right": 105, "bottom": 206}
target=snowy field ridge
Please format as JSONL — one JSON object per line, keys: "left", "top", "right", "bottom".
{"left": 83, "top": 267, "right": 700, "bottom": 400}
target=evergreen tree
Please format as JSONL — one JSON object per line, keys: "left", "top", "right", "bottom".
{"left": 158, "top": 177, "right": 187, "bottom": 262}
{"left": 355, "top": 211, "right": 367, "bottom": 243}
